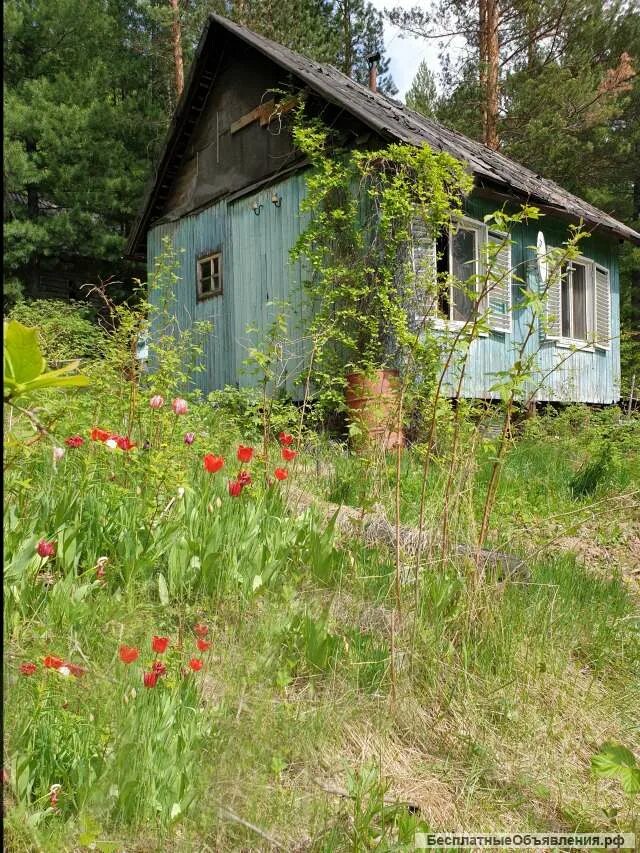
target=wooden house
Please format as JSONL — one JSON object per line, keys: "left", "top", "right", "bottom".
{"left": 126, "top": 14, "right": 640, "bottom": 405}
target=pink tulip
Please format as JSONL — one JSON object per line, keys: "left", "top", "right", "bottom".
{"left": 172, "top": 398, "right": 188, "bottom": 415}
{"left": 149, "top": 395, "right": 164, "bottom": 409}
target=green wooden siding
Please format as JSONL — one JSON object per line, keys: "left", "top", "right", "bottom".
{"left": 147, "top": 175, "right": 620, "bottom": 404}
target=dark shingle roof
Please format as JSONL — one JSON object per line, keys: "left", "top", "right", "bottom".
{"left": 126, "top": 14, "right": 640, "bottom": 257}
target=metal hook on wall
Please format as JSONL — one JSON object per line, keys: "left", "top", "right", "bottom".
{"left": 271, "top": 193, "right": 282, "bottom": 208}
{"left": 252, "top": 202, "right": 263, "bottom": 216}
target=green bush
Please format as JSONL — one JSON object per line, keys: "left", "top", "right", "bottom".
{"left": 6, "top": 298, "right": 105, "bottom": 362}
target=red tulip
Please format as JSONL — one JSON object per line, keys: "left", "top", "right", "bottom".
{"left": 36, "top": 539, "right": 56, "bottom": 558}
{"left": 274, "top": 467, "right": 288, "bottom": 481}
{"left": 119, "top": 645, "right": 139, "bottom": 664}
{"left": 196, "top": 638, "right": 211, "bottom": 652}
{"left": 194, "top": 623, "right": 208, "bottom": 637}
{"left": 279, "top": 432, "right": 294, "bottom": 446}
{"left": 65, "top": 435, "right": 84, "bottom": 448}
{"left": 151, "top": 660, "right": 167, "bottom": 677}
{"left": 20, "top": 662, "right": 37, "bottom": 676}
{"left": 43, "top": 656, "right": 64, "bottom": 670}
{"left": 237, "top": 470, "right": 252, "bottom": 486}
{"left": 143, "top": 670, "right": 159, "bottom": 688}
{"left": 281, "top": 448, "right": 297, "bottom": 462}
{"left": 237, "top": 445, "right": 253, "bottom": 463}
{"left": 188, "top": 658, "right": 203, "bottom": 671}
{"left": 203, "top": 454, "right": 224, "bottom": 473}
{"left": 115, "top": 435, "right": 136, "bottom": 451}
{"left": 90, "top": 427, "right": 110, "bottom": 442}
{"left": 228, "top": 479, "right": 243, "bottom": 497}
{"left": 151, "top": 636, "right": 170, "bottom": 654}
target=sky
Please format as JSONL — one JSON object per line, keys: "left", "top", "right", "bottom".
{"left": 370, "top": 0, "right": 440, "bottom": 99}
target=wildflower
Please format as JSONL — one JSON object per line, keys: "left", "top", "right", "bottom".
{"left": 143, "top": 670, "right": 159, "bottom": 688}
{"left": 228, "top": 479, "right": 243, "bottom": 497}
{"left": 177, "top": 487, "right": 185, "bottom": 498}
{"left": 90, "top": 427, "right": 110, "bottom": 442}
{"left": 237, "top": 470, "right": 252, "bottom": 487}
{"left": 20, "top": 662, "right": 37, "bottom": 676}
{"left": 281, "top": 448, "right": 297, "bottom": 462}
{"left": 105, "top": 438, "right": 118, "bottom": 450}
{"left": 203, "top": 453, "right": 224, "bottom": 473}
{"left": 274, "top": 467, "right": 288, "bottom": 481}
{"left": 196, "top": 639, "right": 211, "bottom": 652}
{"left": 65, "top": 663, "right": 87, "bottom": 678}
{"left": 151, "top": 636, "right": 170, "bottom": 654}
{"left": 172, "top": 398, "right": 188, "bottom": 415}
{"left": 57, "top": 665, "right": 72, "bottom": 677}
{"left": 237, "top": 445, "right": 253, "bottom": 463}
{"left": 115, "top": 436, "right": 136, "bottom": 451}
{"left": 65, "top": 435, "right": 84, "bottom": 448}
{"left": 52, "top": 446, "right": 65, "bottom": 463}
{"left": 151, "top": 660, "right": 167, "bottom": 677}
{"left": 279, "top": 432, "right": 294, "bottom": 446}
{"left": 43, "top": 656, "right": 64, "bottom": 670}
{"left": 37, "top": 539, "right": 56, "bottom": 558}
{"left": 119, "top": 645, "right": 139, "bottom": 664}
{"left": 188, "top": 658, "right": 203, "bottom": 672}
{"left": 184, "top": 432, "right": 196, "bottom": 445}
{"left": 149, "top": 395, "right": 164, "bottom": 409}
{"left": 95, "top": 556, "right": 108, "bottom": 579}
{"left": 194, "top": 623, "right": 208, "bottom": 637}
{"left": 49, "top": 784, "right": 61, "bottom": 810}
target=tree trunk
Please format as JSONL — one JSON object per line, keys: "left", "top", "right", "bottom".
{"left": 479, "top": 0, "right": 500, "bottom": 149}
{"left": 169, "top": 0, "right": 184, "bottom": 99}
{"left": 484, "top": 0, "right": 500, "bottom": 149}
{"left": 631, "top": 141, "right": 640, "bottom": 340}
{"left": 25, "top": 139, "right": 40, "bottom": 298}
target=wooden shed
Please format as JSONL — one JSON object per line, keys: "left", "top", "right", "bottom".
{"left": 127, "top": 14, "right": 640, "bottom": 404}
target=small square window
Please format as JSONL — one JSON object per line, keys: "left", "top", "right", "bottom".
{"left": 197, "top": 252, "right": 222, "bottom": 299}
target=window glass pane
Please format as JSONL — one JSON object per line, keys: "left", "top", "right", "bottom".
{"left": 561, "top": 269, "right": 571, "bottom": 338}
{"left": 211, "top": 256, "right": 219, "bottom": 276}
{"left": 199, "top": 259, "right": 211, "bottom": 279}
{"left": 451, "top": 229, "right": 476, "bottom": 282}
{"left": 450, "top": 228, "right": 476, "bottom": 322}
{"left": 572, "top": 264, "right": 587, "bottom": 340}
{"left": 201, "top": 277, "right": 212, "bottom": 293}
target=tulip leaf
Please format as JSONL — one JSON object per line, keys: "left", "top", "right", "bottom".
{"left": 157, "top": 572, "right": 169, "bottom": 606}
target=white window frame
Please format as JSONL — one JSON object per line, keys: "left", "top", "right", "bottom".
{"left": 556, "top": 254, "right": 596, "bottom": 351}
{"left": 435, "top": 215, "right": 485, "bottom": 330}
{"left": 196, "top": 251, "right": 223, "bottom": 300}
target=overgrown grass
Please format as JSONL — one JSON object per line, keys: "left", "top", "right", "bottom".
{"left": 4, "top": 384, "right": 639, "bottom": 851}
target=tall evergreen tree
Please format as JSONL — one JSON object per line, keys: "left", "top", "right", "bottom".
{"left": 405, "top": 59, "right": 439, "bottom": 116}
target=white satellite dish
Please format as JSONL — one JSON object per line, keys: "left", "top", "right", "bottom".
{"left": 536, "top": 231, "right": 548, "bottom": 284}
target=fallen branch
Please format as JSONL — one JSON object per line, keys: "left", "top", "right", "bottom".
{"left": 285, "top": 486, "right": 528, "bottom": 579}
{"left": 218, "top": 806, "right": 286, "bottom": 850}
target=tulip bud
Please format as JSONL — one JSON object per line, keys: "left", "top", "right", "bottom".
{"left": 149, "top": 395, "right": 164, "bottom": 409}
{"left": 172, "top": 398, "right": 188, "bottom": 415}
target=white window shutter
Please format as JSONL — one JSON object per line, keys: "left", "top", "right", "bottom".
{"left": 486, "top": 231, "right": 512, "bottom": 333}
{"left": 411, "top": 217, "right": 438, "bottom": 322}
{"left": 594, "top": 265, "right": 611, "bottom": 350}
{"left": 543, "top": 247, "right": 562, "bottom": 340}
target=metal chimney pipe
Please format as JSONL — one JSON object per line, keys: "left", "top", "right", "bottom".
{"left": 367, "top": 51, "right": 381, "bottom": 92}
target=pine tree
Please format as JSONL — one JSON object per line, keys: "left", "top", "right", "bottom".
{"left": 406, "top": 60, "right": 439, "bottom": 116}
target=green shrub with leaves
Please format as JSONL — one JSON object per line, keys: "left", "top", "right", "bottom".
{"left": 7, "top": 299, "right": 105, "bottom": 362}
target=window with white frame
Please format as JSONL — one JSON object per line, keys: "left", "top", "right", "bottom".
{"left": 436, "top": 218, "right": 483, "bottom": 323}
{"left": 560, "top": 259, "right": 592, "bottom": 341}
{"left": 197, "top": 252, "right": 222, "bottom": 299}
